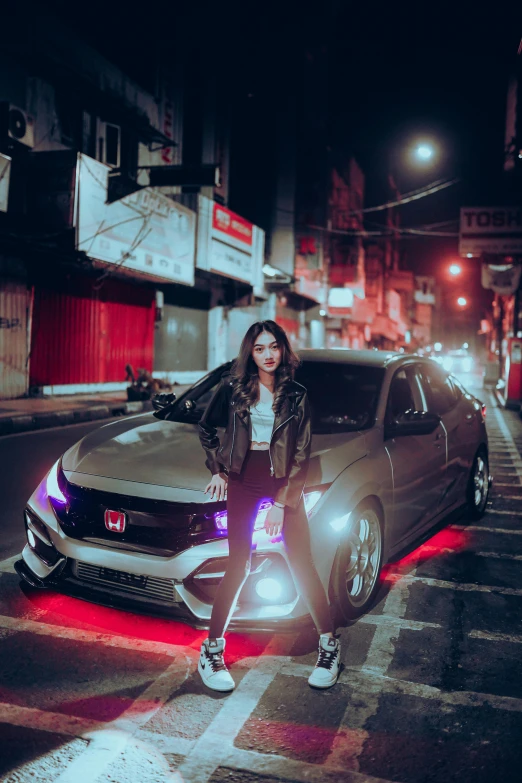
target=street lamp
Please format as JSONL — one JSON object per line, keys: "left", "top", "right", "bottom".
{"left": 449, "top": 263, "right": 462, "bottom": 277}
{"left": 415, "top": 143, "right": 434, "bottom": 161}
{"left": 457, "top": 296, "right": 467, "bottom": 307}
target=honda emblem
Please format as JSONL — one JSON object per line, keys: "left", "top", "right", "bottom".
{"left": 104, "top": 509, "right": 127, "bottom": 533}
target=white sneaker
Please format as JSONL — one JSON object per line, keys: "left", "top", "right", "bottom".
{"left": 198, "top": 638, "right": 235, "bottom": 692}
{"left": 308, "top": 634, "right": 341, "bottom": 689}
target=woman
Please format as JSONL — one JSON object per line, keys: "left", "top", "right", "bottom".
{"left": 197, "top": 320, "right": 340, "bottom": 692}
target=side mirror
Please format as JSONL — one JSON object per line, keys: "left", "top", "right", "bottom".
{"left": 151, "top": 392, "right": 177, "bottom": 412}
{"left": 385, "top": 410, "right": 441, "bottom": 439}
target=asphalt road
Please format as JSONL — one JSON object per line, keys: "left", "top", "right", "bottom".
{"left": 0, "top": 417, "right": 124, "bottom": 560}
{"left": 1, "top": 383, "right": 522, "bottom": 783}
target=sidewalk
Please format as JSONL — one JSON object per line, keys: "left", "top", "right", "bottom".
{"left": 0, "top": 386, "right": 190, "bottom": 437}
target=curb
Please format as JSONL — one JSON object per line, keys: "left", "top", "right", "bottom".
{"left": 0, "top": 399, "right": 153, "bottom": 437}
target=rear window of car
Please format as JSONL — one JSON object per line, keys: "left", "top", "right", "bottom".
{"left": 295, "top": 362, "right": 385, "bottom": 433}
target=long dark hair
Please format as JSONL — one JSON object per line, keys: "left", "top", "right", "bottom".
{"left": 231, "top": 320, "right": 300, "bottom": 415}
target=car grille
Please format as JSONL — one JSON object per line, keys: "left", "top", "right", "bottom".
{"left": 74, "top": 561, "right": 180, "bottom": 604}
{"left": 52, "top": 473, "right": 226, "bottom": 556}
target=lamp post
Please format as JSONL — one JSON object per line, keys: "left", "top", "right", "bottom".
{"left": 414, "top": 143, "right": 435, "bottom": 162}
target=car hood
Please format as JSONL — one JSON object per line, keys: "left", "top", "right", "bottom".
{"left": 61, "top": 413, "right": 368, "bottom": 491}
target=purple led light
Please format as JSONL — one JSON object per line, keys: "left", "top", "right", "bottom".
{"left": 46, "top": 461, "right": 67, "bottom": 504}
{"left": 214, "top": 510, "right": 228, "bottom": 532}
{"left": 213, "top": 499, "right": 274, "bottom": 533}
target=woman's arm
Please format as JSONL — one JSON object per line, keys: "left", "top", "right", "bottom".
{"left": 198, "top": 378, "right": 229, "bottom": 476}
{"left": 274, "top": 392, "right": 312, "bottom": 509}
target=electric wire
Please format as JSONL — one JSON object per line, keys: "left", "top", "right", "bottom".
{"left": 355, "top": 178, "right": 460, "bottom": 215}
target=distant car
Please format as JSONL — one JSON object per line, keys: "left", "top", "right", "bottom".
{"left": 432, "top": 349, "right": 474, "bottom": 375}
{"left": 16, "top": 350, "right": 490, "bottom": 630}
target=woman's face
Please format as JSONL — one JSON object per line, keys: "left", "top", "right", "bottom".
{"left": 252, "top": 331, "right": 282, "bottom": 374}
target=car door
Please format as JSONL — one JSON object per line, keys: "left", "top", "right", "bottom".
{"left": 384, "top": 365, "right": 447, "bottom": 547}
{"left": 416, "top": 363, "right": 472, "bottom": 510}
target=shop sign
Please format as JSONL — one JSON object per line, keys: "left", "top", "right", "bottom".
{"left": 459, "top": 207, "right": 522, "bottom": 256}
{"left": 76, "top": 154, "right": 196, "bottom": 285}
{"left": 328, "top": 287, "right": 354, "bottom": 317}
{"left": 0, "top": 153, "right": 11, "bottom": 213}
{"left": 481, "top": 263, "right": 522, "bottom": 296}
{"left": 161, "top": 98, "right": 175, "bottom": 165}
{"left": 196, "top": 196, "right": 264, "bottom": 289}
{"left": 209, "top": 239, "right": 252, "bottom": 281}
{"left": 213, "top": 203, "right": 253, "bottom": 247}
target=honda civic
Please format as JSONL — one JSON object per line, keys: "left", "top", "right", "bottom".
{"left": 16, "top": 350, "right": 489, "bottom": 630}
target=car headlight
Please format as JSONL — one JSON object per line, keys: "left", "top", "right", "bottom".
{"left": 46, "top": 460, "right": 67, "bottom": 504}
{"left": 213, "top": 488, "right": 327, "bottom": 533}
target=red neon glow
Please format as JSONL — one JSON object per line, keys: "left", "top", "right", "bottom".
{"left": 382, "top": 526, "right": 472, "bottom": 580}
{"left": 20, "top": 589, "right": 270, "bottom": 662}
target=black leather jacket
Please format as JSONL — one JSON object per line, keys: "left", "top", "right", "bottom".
{"left": 198, "top": 373, "right": 311, "bottom": 509}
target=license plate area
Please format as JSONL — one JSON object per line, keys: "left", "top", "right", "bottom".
{"left": 99, "top": 567, "right": 148, "bottom": 588}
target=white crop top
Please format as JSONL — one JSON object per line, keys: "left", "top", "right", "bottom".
{"left": 250, "top": 398, "right": 275, "bottom": 445}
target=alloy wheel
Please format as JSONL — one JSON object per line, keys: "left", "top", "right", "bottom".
{"left": 473, "top": 455, "right": 489, "bottom": 511}
{"left": 344, "top": 509, "right": 382, "bottom": 608}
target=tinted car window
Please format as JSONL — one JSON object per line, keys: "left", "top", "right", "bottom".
{"left": 295, "top": 362, "right": 385, "bottom": 433}
{"left": 161, "top": 360, "right": 385, "bottom": 434}
{"left": 418, "top": 364, "right": 460, "bottom": 416}
{"left": 156, "top": 364, "right": 231, "bottom": 425}
{"left": 385, "top": 369, "right": 416, "bottom": 424}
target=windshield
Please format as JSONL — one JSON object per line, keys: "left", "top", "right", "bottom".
{"left": 295, "top": 362, "right": 384, "bottom": 433}
{"left": 160, "top": 360, "right": 384, "bottom": 433}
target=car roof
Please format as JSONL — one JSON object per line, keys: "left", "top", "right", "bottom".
{"left": 298, "top": 348, "right": 405, "bottom": 368}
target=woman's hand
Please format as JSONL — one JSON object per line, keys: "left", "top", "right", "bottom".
{"left": 265, "top": 504, "right": 284, "bottom": 537}
{"left": 204, "top": 472, "right": 228, "bottom": 501}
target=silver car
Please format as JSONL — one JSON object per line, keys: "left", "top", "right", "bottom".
{"left": 16, "top": 350, "right": 490, "bottom": 630}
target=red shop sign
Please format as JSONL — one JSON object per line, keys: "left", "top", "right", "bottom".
{"left": 213, "top": 203, "right": 253, "bottom": 246}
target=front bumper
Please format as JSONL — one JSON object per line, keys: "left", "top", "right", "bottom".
{"left": 18, "top": 491, "right": 313, "bottom": 632}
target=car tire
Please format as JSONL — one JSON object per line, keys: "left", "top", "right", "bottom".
{"left": 466, "top": 448, "right": 490, "bottom": 520}
{"left": 330, "top": 499, "right": 384, "bottom": 622}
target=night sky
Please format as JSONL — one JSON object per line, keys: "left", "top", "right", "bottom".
{"left": 42, "top": 0, "right": 522, "bottom": 322}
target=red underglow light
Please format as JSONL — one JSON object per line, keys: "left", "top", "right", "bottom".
{"left": 382, "top": 526, "right": 472, "bottom": 580}
{"left": 20, "top": 589, "right": 271, "bottom": 662}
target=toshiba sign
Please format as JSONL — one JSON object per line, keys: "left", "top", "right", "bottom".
{"left": 459, "top": 207, "right": 522, "bottom": 256}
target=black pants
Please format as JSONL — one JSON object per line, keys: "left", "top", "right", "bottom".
{"left": 208, "top": 450, "right": 333, "bottom": 639}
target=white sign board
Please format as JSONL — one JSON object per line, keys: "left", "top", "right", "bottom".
{"left": 0, "top": 153, "right": 11, "bottom": 213}
{"left": 459, "top": 207, "right": 522, "bottom": 256}
{"left": 481, "top": 263, "right": 522, "bottom": 296}
{"left": 209, "top": 238, "right": 253, "bottom": 281}
{"left": 76, "top": 155, "right": 196, "bottom": 284}
{"left": 196, "top": 195, "right": 265, "bottom": 292}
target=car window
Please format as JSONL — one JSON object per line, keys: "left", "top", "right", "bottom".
{"left": 448, "top": 376, "right": 463, "bottom": 399}
{"left": 418, "top": 364, "right": 460, "bottom": 416}
{"left": 156, "top": 364, "right": 231, "bottom": 425}
{"left": 161, "top": 360, "right": 385, "bottom": 434}
{"left": 295, "top": 362, "right": 385, "bottom": 433}
{"left": 385, "top": 369, "right": 416, "bottom": 424}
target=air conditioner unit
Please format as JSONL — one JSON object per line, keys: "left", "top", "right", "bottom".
{"left": 0, "top": 103, "right": 35, "bottom": 148}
